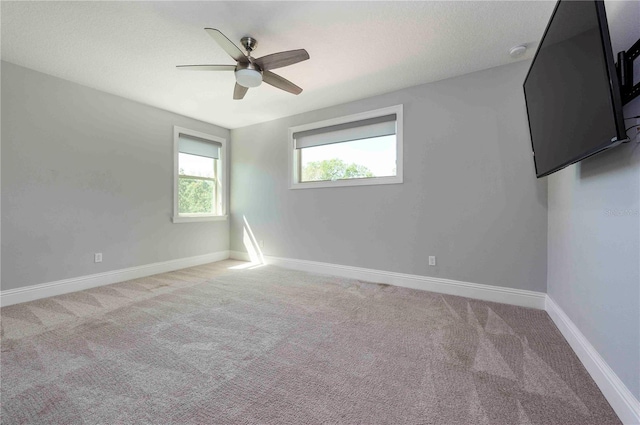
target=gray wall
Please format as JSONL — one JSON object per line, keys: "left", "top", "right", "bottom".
{"left": 547, "top": 0, "right": 640, "bottom": 399}
{"left": 1, "top": 61, "right": 230, "bottom": 291}
{"left": 230, "top": 60, "right": 548, "bottom": 292}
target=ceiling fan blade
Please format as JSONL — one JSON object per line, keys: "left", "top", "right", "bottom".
{"left": 176, "top": 65, "right": 236, "bottom": 71}
{"left": 234, "top": 83, "right": 249, "bottom": 100}
{"left": 255, "top": 49, "right": 310, "bottom": 71}
{"left": 205, "top": 28, "right": 249, "bottom": 64}
{"left": 262, "top": 71, "right": 303, "bottom": 95}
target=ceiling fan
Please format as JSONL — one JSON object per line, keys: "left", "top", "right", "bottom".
{"left": 177, "top": 28, "right": 310, "bottom": 100}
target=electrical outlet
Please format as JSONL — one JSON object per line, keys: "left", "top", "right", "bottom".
{"left": 428, "top": 256, "right": 436, "bottom": 266}
{"left": 94, "top": 253, "right": 103, "bottom": 263}
{"left": 259, "top": 240, "right": 264, "bottom": 248}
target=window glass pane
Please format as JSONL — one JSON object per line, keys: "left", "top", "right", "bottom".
{"left": 178, "top": 178, "right": 215, "bottom": 214}
{"left": 300, "top": 135, "right": 396, "bottom": 182}
{"left": 179, "top": 153, "right": 215, "bottom": 178}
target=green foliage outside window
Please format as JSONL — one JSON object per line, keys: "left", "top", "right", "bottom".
{"left": 301, "top": 158, "right": 375, "bottom": 182}
{"left": 178, "top": 171, "right": 215, "bottom": 214}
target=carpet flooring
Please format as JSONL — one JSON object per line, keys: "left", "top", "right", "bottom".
{"left": 1, "top": 261, "right": 620, "bottom": 424}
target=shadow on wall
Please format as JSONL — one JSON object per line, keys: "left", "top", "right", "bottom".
{"left": 578, "top": 140, "right": 640, "bottom": 180}
{"left": 579, "top": 94, "right": 640, "bottom": 180}
{"left": 230, "top": 216, "right": 265, "bottom": 270}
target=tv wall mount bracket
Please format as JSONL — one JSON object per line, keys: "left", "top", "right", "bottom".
{"left": 617, "top": 37, "right": 640, "bottom": 105}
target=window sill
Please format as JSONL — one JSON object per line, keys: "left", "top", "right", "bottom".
{"left": 290, "top": 175, "right": 403, "bottom": 190}
{"left": 172, "top": 215, "right": 228, "bottom": 223}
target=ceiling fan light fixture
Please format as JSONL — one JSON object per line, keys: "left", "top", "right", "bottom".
{"left": 177, "top": 29, "right": 308, "bottom": 99}
{"left": 235, "top": 68, "right": 262, "bottom": 88}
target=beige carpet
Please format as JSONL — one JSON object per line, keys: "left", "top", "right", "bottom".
{"left": 1, "top": 261, "right": 620, "bottom": 424}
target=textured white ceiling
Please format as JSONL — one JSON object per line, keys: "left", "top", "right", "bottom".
{"left": 1, "top": 1, "right": 556, "bottom": 129}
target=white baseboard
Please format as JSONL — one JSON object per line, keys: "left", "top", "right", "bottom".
{"left": 546, "top": 296, "right": 640, "bottom": 425}
{"left": 0, "top": 250, "right": 230, "bottom": 307}
{"left": 229, "top": 251, "right": 252, "bottom": 262}
{"left": 229, "top": 251, "right": 546, "bottom": 309}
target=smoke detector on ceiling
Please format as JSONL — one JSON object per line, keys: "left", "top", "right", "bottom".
{"left": 509, "top": 45, "right": 527, "bottom": 58}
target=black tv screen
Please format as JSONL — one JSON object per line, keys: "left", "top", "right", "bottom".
{"left": 523, "top": 0, "right": 626, "bottom": 178}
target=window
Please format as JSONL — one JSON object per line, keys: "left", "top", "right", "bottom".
{"left": 289, "top": 105, "right": 403, "bottom": 189}
{"left": 172, "top": 127, "right": 227, "bottom": 223}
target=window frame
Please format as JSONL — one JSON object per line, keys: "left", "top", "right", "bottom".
{"left": 172, "top": 126, "right": 228, "bottom": 223}
{"left": 288, "top": 104, "right": 403, "bottom": 190}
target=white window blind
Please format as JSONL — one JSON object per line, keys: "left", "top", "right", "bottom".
{"left": 179, "top": 133, "right": 221, "bottom": 159}
{"left": 293, "top": 114, "right": 396, "bottom": 150}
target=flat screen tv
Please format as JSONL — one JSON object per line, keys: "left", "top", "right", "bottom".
{"left": 523, "top": 0, "right": 626, "bottom": 178}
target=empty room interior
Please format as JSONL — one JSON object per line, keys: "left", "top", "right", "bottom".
{"left": 1, "top": 0, "right": 639, "bottom": 424}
